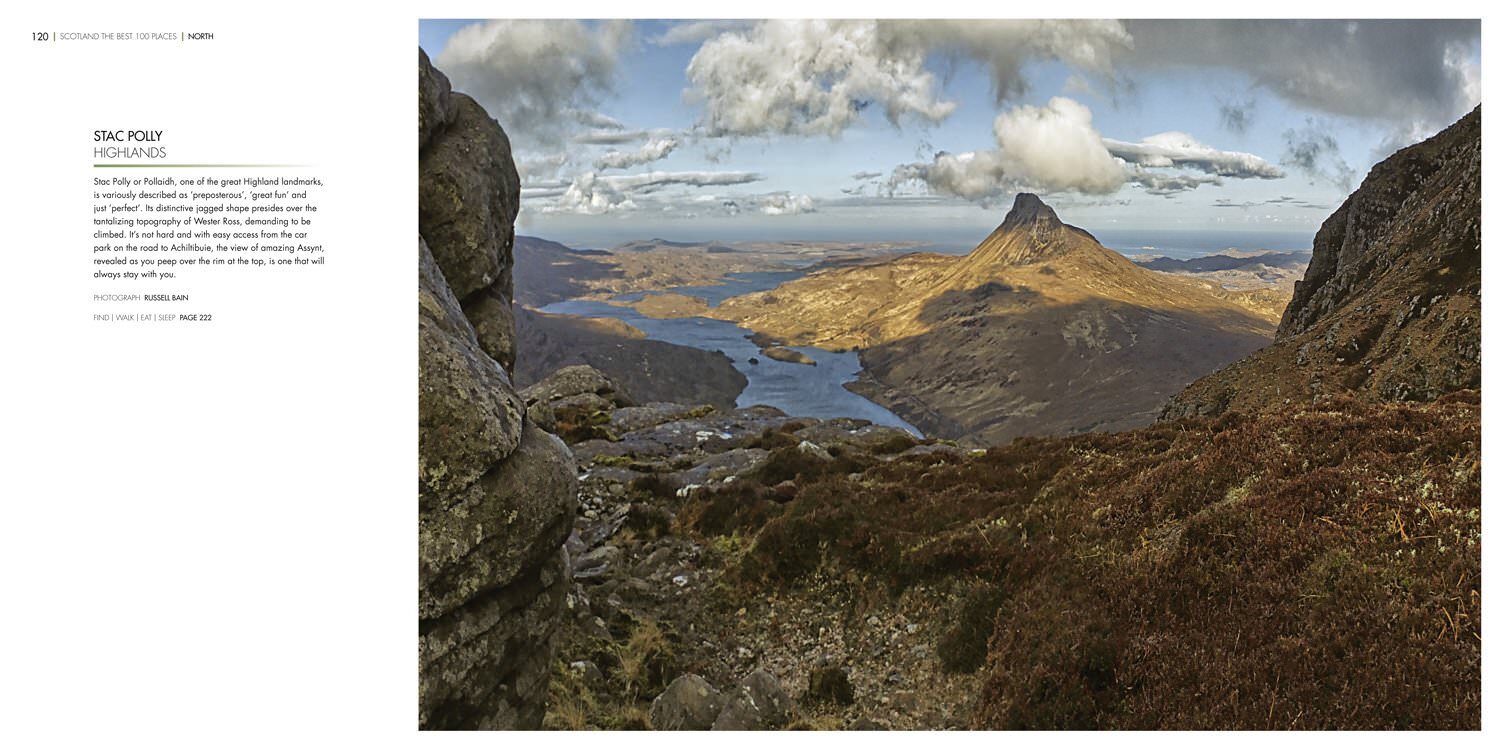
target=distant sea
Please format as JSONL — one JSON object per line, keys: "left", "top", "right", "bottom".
{"left": 1089, "top": 229, "right": 1315, "bottom": 259}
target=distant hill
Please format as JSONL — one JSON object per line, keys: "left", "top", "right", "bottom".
{"left": 1136, "top": 249, "right": 1311, "bottom": 273}
{"left": 512, "top": 235, "right": 623, "bottom": 307}
{"left": 512, "top": 307, "right": 746, "bottom": 411}
{"left": 612, "top": 238, "right": 737, "bottom": 254}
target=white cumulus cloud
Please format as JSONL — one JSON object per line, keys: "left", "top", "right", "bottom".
{"left": 992, "top": 97, "right": 1126, "bottom": 195}
{"left": 887, "top": 150, "right": 1010, "bottom": 203}
{"left": 758, "top": 193, "right": 817, "bottom": 216}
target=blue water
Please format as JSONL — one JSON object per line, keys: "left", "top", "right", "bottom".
{"left": 538, "top": 296, "right": 922, "bottom": 435}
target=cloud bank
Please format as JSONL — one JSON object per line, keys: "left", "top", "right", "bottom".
{"left": 1104, "top": 132, "right": 1283, "bottom": 179}
{"left": 885, "top": 97, "right": 1277, "bottom": 203}
{"left": 678, "top": 19, "right": 1478, "bottom": 150}
{"left": 435, "top": 20, "right": 632, "bottom": 147}
{"left": 539, "top": 170, "right": 765, "bottom": 214}
{"left": 437, "top": 18, "right": 1476, "bottom": 225}
{"left": 1122, "top": 20, "right": 1480, "bottom": 134}
{"left": 685, "top": 20, "right": 959, "bottom": 137}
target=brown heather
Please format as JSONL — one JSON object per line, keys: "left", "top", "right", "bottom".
{"left": 680, "top": 392, "right": 1479, "bottom": 728}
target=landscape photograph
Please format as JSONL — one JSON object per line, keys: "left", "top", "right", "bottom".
{"left": 416, "top": 18, "right": 1481, "bottom": 730}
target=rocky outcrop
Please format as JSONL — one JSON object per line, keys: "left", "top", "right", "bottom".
{"left": 418, "top": 48, "right": 523, "bottom": 370}
{"left": 418, "top": 48, "right": 577, "bottom": 730}
{"left": 959, "top": 191, "right": 1099, "bottom": 268}
{"left": 1164, "top": 107, "right": 1480, "bottom": 419}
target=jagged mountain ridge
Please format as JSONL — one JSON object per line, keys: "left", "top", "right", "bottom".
{"left": 959, "top": 192, "right": 1100, "bottom": 267}
{"left": 1165, "top": 106, "right": 1480, "bottom": 418}
{"left": 713, "top": 194, "right": 1280, "bottom": 444}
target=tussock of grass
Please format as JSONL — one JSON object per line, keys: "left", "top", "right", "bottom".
{"left": 543, "top": 662, "right": 597, "bottom": 730}
{"left": 615, "top": 619, "right": 673, "bottom": 699}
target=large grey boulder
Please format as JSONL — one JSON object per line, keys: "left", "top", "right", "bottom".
{"left": 522, "top": 364, "right": 635, "bottom": 408}
{"left": 419, "top": 420, "right": 576, "bottom": 619}
{"left": 418, "top": 48, "right": 577, "bottom": 730}
{"left": 419, "top": 92, "right": 521, "bottom": 302}
{"left": 417, "top": 241, "right": 522, "bottom": 495}
{"left": 650, "top": 674, "right": 725, "bottom": 730}
{"left": 712, "top": 670, "right": 795, "bottom": 730}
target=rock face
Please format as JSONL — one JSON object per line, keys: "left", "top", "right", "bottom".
{"left": 418, "top": 48, "right": 577, "bottom": 730}
{"left": 714, "top": 194, "right": 1279, "bottom": 445}
{"left": 1165, "top": 107, "right": 1480, "bottom": 418}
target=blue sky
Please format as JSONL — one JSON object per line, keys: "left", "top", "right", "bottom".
{"left": 419, "top": 19, "right": 1480, "bottom": 249}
